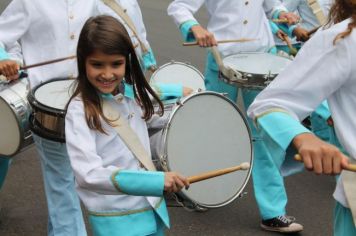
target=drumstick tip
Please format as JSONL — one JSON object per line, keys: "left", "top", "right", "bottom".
{"left": 240, "top": 162, "right": 250, "bottom": 170}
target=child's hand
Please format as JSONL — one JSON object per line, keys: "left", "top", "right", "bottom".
{"left": 164, "top": 172, "right": 190, "bottom": 193}
{"left": 293, "top": 27, "right": 309, "bottom": 42}
{"left": 0, "top": 60, "right": 20, "bottom": 81}
{"left": 191, "top": 25, "right": 218, "bottom": 47}
{"left": 276, "top": 30, "right": 288, "bottom": 41}
{"left": 293, "top": 133, "right": 349, "bottom": 175}
{"left": 182, "top": 87, "right": 193, "bottom": 97}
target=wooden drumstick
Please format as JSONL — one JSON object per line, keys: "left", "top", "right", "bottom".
{"left": 187, "top": 162, "right": 250, "bottom": 184}
{"left": 183, "top": 38, "right": 257, "bottom": 46}
{"left": 281, "top": 34, "right": 298, "bottom": 56}
{"left": 21, "top": 55, "right": 76, "bottom": 70}
{"left": 294, "top": 154, "right": 356, "bottom": 172}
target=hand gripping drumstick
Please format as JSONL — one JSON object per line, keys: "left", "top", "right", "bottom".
{"left": 294, "top": 154, "right": 356, "bottom": 172}
{"left": 187, "top": 162, "right": 250, "bottom": 184}
{"left": 183, "top": 38, "right": 257, "bottom": 46}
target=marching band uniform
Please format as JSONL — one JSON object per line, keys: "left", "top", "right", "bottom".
{"left": 168, "top": 1, "right": 305, "bottom": 232}
{"left": 248, "top": 18, "right": 356, "bottom": 235}
{"left": 65, "top": 87, "right": 169, "bottom": 236}
{"left": 0, "top": 0, "right": 181, "bottom": 235}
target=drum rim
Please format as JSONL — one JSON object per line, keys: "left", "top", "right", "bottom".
{"left": 0, "top": 79, "right": 31, "bottom": 157}
{"left": 29, "top": 114, "right": 65, "bottom": 143}
{"left": 27, "top": 78, "right": 74, "bottom": 117}
{"left": 150, "top": 60, "right": 204, "bottom": 81}
{"left": 161, "top": 91, "right": 254, "bottom": 208}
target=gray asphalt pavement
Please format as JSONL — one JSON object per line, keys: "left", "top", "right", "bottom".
{"left": 0, "top": 1, "right": 335, "bottom": 235}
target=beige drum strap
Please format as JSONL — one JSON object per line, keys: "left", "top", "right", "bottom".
{"left": 102, "top": 100, "right": 156, "bottom": 171}
{"left": 101, "top": 0, "right": 149, "bottom": 54}
{"left": 341, "top": 165, "right": 356, "bottom": 226}
{"left": 210, "top": 46, "right": 242, "bottom": 85}
{"left": 307, "top": 0, "right": 327, "bottom": 25}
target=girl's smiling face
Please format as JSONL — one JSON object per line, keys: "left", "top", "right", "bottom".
{"left": 85, "top": 50, "right": 126, "bottom": 95}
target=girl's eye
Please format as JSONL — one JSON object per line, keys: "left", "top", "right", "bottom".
{"left": 90, "top": 62, "right": 103, "bottom": 68}
{"left": 112, "top": 61, "right": 124, "bottom": 67}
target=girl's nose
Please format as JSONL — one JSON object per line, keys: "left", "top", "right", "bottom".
{"left": 101, "top": 70, "right": 114, "bottom": 79}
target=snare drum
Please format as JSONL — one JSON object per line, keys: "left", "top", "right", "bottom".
{"left": 28, "top": 78, "right": 75, "bottom": 142}
{"left": 150, "top": 92, "right": 253, "bottom": 209}
{"left": 221, "top": 53, "right": 291, "bottom": 90}
{"left": 0, "top": 79, "right": 33, "bottom": 156}
{"left": 150, "top": 61, "right": 205, "bottom": 91}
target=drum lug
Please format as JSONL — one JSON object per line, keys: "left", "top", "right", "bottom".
{"left": 263, "top": 71, "right": 274, "bottom": 86}
{"left": 175, "top": 98, "right": 182, "bottom": 106}
{"left": 159, "top": 155, "right": 168, "bottom": 171}
{"left": 239, "top": 191, "right": 248, "bottom": 198}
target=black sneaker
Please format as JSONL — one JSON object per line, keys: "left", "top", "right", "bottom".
{"left": 261, "top": 215, "right": 303, "bottom": 233}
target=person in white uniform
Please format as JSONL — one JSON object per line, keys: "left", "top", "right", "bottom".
{"left": 65, "top": 15, "right": 189, "bottom": 236}
{"left": 167, "top": 0, "right": 303, "bottom": 233}
{"left": 247, "top": 0, "right": 356, "bottom": 234}
{"left": 0, "top": 0, "right": 186, "bottom": 234}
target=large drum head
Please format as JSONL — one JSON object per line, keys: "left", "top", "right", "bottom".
{"left": 0, "top": 99, "right": 21, "bottom": 156}
{"left": 34, "top": 79, "right": 74, "bottom": 111}
{"left": 150, "top": 61, "right": 205, "bottom": 91}
{"left": 164, "top": 92, "right": 252, "bottom": 208}
{"left": 223, "top": 53, "right": 290, "bottom": 76}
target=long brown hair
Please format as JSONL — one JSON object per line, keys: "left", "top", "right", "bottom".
{"left": 326, "top": 0, "right": 356, "bottom": 44}
{"left": 68, "top": 15, "right": 163, "bottom": 133}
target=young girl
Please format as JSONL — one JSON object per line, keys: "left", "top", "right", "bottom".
{"left": 65, "top": 15, "right": 189, "bottom": 236}
{"left": 248, "top": 0, "right": 356, "bottom": 234}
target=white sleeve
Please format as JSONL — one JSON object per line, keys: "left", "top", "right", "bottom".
{"left": 7, "top": 42, "right": 23, "bottom": 64}
{"left": 263, "top": 0, "right": 287, "bottom": 18}
{"left": 167, "top": 0, "right": 205, "bottom": 26}
{"left": 282, "top": 0, "right": 302, "bottom": 12}
{"left": 65, "top": 99, "right": 124, "bottom": 195}
{"left": 0, "top": 0, "right": 31, "bottom": 49}
{"left": 248, "top": 27, "right": 352, "bottom": 121}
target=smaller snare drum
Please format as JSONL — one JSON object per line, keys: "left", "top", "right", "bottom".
{"left": 150, "top": 61, "right": 205, "bottom": 91}
{"left": 221, "top": 53, "right": 291, "bottom": 90}
{"left": 0, "top": 78, "right": 33, "bottom": 156}
{"left": 28, "top": 78, "right": 75, "bottom": 142}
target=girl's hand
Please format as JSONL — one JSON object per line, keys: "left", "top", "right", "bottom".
{"left": 276, "top": 30, "right": 288, "bottom": 41}
{"left": 0, "top": 60, "right": 20, "bottom": 81}
{"left": 279, "top": 11, "right": 300, "bottom": 25}
{"left": 293, "top": 133, "right": 349, "bottom": 175}
{"left": 164, "top": 172, "right": 190, "bottom": 193}
{"left": 191, "top": 25, "right": 218, "bottom": 47}
{"left": 182, "top": 87, "right": 193, "bottom": 97}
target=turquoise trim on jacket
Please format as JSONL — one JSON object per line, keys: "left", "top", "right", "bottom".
{"left": 257, "top": 112, "right": 311, "bottom": 151}
{"left": 141, "top": 48, "right": 157, "bottom": 71}
{"left": 269, "top": 21, "right": 280, "bottom": 34}
{"left": 0, "top": 47, "right": 9, "bottom": 60}
{"left": 272, "top": 10, "right": 283, "bottom": 20}
{"left": 314, "top": 101, "right": 331, "bottom": 120}
{"left": 151, "top": 83, "right": 183, "bottom": 100}
{"left": 289, "top": 25, "right": 298, "bottom": 37}
{"left": 179, "top": 20, "right": 199, "bottom": 42}
{"left": 123, "top": 83, "right": 135, "bottom": 99}
{"left": 112, "top": 170, "right": 164, "bottom": 197}
{"left": 89, "top": 199, "right": 169, "bottom": 236}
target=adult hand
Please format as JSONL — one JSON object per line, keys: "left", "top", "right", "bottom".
{"left": 0, "top": 60, "right": 20, "bottom": 81}
{"left": 279, "top": 11, "right": 300, "bottom": 25}
{"left": 191, "top": 25, "right": 218, "bottom": 47}
{"left": 293, "top": 27, "right": 310, "bottom": 42}
{"left": 276, "top": 29, "right": 288, "bottom": 41}
{"left": 293, "top": 133, "right": 349, "bottom": 175}
{"left": 164, "top": 172, "right": 190, "bottom": 193}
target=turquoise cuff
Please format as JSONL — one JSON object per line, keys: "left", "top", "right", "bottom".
{"left": 0, "top": 47, "right": 9, "bottom": 60}
{"left": 257, "top": 112, "right": 311, "bottom": 151}
{"left": 112, "top": 170, "right": 164, "bottom": 197}
{"left": 152, "top": 83, "right": 183, "bottom": 100}
{"left": 268, "top": 46, "right": 277, "bottom": 55}
{"left": 269, "top": 21, "right": 280, "bottom": 34}
{"left": 289, "top": 25, "right": 298, "bottom": 37}
{"left": 314, "top": 101, "right": 331, "bottom": 120}
{"left": 141, "top": 48, "right": 157, "bottom": 71}
{"left": 179, "top": 20, "right": 199, "bottom": 42}
{"left": 272, "top": 10, "right": 283, "bottom": 20}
